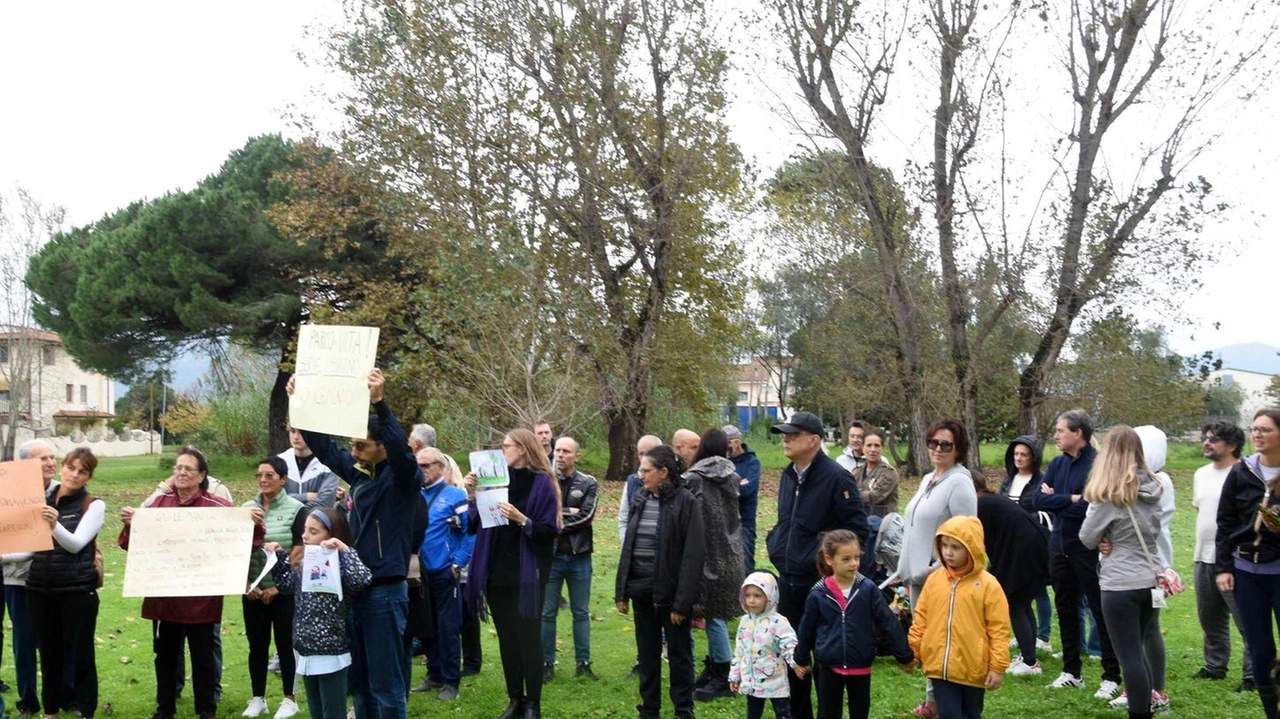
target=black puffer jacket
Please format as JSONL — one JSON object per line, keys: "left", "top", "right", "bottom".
{"left": 999, "top": 435, "right": 1043, "bottom": 512}
{"left": 683, "top": 456, "right": 745, "bottom": 619}
{"left": 27, "top": 487, "right": 101, "bottom": 594}
{"left": 1217, "top": 454, "right": 1280, "bottom": 572}
{"left": 976, "top": 493, "right": 1050, "bottom": 595}
{"left": 615, "top": 482, "right": 706, "bottom": 617}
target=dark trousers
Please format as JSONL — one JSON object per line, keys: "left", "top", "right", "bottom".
{"left": 1233, "top": 568, "right": 1280, "bottom": 691}
{"left": 1100, "top": 589, "right": 1165, "bottom": 715}
{"left": 632, "top": 594, "right": 694, "bottom": 717}
{"left": 1195, "top": 561, "right": 1253, "bottom": 680}
{"left": 153, "top": 620, "right": 217, "bottom": 717}
{"left": 748, "top": 695, "right": 794, "bottom": 719}
{"left": 29, "top": 590, "right": 98, "bottom": 718}
{"left": 1007, "top": 585, "right": 1039, "bottom": 665}
{"left": 1051, "top": 549, "right": 1120, "bottom": 681}
{"left": 933, "top": 679, "right": 985, "bottom": 719}
{"left": 488, "top": 584, "right": 546, "bottom": 705}
{"left": 425, "top": 568, "right": 462, "bottom": 687}
{"left": 815, "top": 669, "right": 869, "bottom": 719}
{"left": 778, "top": 574, "right": 818, "bottom": 719}
{"left": 303, "top": 668, "right": 349, "bottom": 719}
{"left": 6, "top": 586, "right": 42, "bottom": 713}
{"left": 244, "top": 595, "right": 297, "bottom": 697}
{"left": 460, "top": 581, "right": 482, "bottom": 672}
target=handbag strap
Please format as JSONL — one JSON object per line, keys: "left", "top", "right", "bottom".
{"left": 1124, "top": 504, "right": 1163, "bottom": 574}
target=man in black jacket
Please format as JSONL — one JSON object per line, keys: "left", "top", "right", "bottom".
{"left": 541, "top": 437, "right": 599, "bottom": 682}
{"left": 765, "top": 411, "right": 869, "bottom": 719}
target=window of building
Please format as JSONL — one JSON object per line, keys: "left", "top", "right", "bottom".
{"left": 0, "top": 346, "right": 8, "bottom": 363}
{"left": 66, "top": 384, "right": 74, "bottom": 402}
{"left": 43, "top": 346, "right": 56, "bottom": 366}
{"left": 1222, "top": 374, "right": 1234, "bottom": 387}
{"left": 80, "top": 385, "right": 88, "bottom": 403}
{"left": 738, "top": 391, "right": 749, "bottom": 404}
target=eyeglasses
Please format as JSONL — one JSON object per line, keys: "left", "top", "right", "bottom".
{"left": 1201, "top": 435, "right": 1223, "bottom": 444}
{"left": 1251, "top": 426, "right": 1276, "bottom": 436}
{"left": 927, "top": 439, "right": 955, "bottom": 452}
{"left": 418, "top": 461, "right": 443, "bottom": 469}
{"left": 351, "top": 440, "right": 376, "bottom": 451}
{"left": 173, "top": 465, "right": 199, "bottom": 474}
{"left": 637, "top": 467, "right": 657, "bottom": 475}
{"left": 254, "top": 472, "right": 280, "bottom": 479}
{"left": 501, "top": 442, "right": 517, "bottom": 449}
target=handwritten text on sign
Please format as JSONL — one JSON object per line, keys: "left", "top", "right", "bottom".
{"left": 122, "top": 507, "right": 254, "bottom": 598}
{"left": 0, "top": 459, "right": 53, "bottom": 554}
{"left": 289, "top": 325, "right": 380, "bottom": 439}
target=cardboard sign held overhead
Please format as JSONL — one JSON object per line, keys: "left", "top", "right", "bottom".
{"left": 0, "top": 459, "right": 54, "bottom": 554}
{"left": 289, "top": 325, "right": 381, "bottom": 439}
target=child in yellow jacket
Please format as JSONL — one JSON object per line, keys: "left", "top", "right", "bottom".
{"left": 908, "top": 516, "right": 1010, "bottom": 719}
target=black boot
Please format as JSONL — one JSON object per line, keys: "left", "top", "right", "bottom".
{"left": 694, "top": 661, "right": 734, "bottom": 702}
{"left": 497, "top": 697, "right": 524, "bottom": 719}
{"left": 693, "top": 655, "right": 714, "bottom": 689}
{"left": 523, "top": 699, "right": 542, "bottom": 719}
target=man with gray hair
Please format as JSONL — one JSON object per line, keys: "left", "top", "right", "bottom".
{"left": 410, "top": 424, "right": 464, "bottom": 487}
{"left": 618, "top": 435, "right": 664, "bottom": 542}
{"left": 2, "top": 440, "right": 59, "bottom": 715}
{"left": 723, "top": 426, "right": 761, "bottom": 573}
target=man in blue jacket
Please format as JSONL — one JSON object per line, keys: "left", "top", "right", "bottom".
{"left": 1032, "top": 409, "right": 1121, "bottom": 699}
{"left": 724, "top": 425, "right": 761, "bottom": 573}
{"left": 765, "top": 411, "right": 868, "bottom": 719}
{"left": 291, "top": 369, "right": 422, "bottom": 719}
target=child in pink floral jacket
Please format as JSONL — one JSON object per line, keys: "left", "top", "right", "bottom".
{"left": 730, "top": 571, "right": 800, "bottom": 719}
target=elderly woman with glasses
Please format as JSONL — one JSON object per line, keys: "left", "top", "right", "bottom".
{"left": 1216, "top": 408, "right": 1280, "bottom": 719}
{"left": 896, "top": 419, "right": 979, "bottom": 719}
{"left": 119, "top": 447, "right": 265, "bottom": 719}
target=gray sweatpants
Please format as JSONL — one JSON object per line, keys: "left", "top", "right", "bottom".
{"left": 1194, "top": 561, "right": 1254, "bottom": 680}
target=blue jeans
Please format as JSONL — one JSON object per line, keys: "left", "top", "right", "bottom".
{"left": 352, "top": 581, "right": 409, "bottom": 719}
{"left": 705, "top": 618, "right": 732, "bottom": 663}
{"left": 1080, "top": 597, "right": 1101, "bottom": 657}
{"left": 5, "top": 586, "right": 37, "bottom": 713}
{"left": 304, "top": 668, "right": 349, "bottom": 719}
{"left": 933, "top": 678, "right": 985, "bottom": 719}
{"left": 1034, "top": 586, "right": 1052, "bottom": 641}
{"left": 425, "top": 568, "right": 462, "bottom": 686}
{"left": 541, "top": 553, "right": 593, "bottom": 664}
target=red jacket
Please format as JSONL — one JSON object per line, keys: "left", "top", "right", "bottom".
{"left": 118, "top": 490, "right": 264, "bottom": 624}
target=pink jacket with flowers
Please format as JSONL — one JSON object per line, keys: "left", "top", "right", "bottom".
{"left": 730, "top": 571, "right": 799, "bottom": 698}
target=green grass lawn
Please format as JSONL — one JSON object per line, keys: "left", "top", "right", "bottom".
{"left": 68, "top": 444, "right": 1256, "bottom": 718}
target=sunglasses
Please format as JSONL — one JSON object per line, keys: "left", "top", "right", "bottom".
{"left": 1201, "top": 435, "right": 1222, "bottom": 444}
{"left": 927, "top": 439, "right": 955, "bottom": 452}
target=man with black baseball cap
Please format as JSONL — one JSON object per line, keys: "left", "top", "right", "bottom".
{"left": 765, "top": 411, "right": 869, "bottom": 719}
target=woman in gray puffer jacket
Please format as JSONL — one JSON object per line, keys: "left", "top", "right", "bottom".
{"left": 682, "top": 428, "right": 745, "bottom": 701}
{"left": 1079, "top": 426, "right": 1167, "bottom": 719}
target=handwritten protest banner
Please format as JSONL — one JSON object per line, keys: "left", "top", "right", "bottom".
{"left": 0, "top": 459, "right": 53, "bottom": 554}
{"left": 122, "top": 507, "right": 254, "bottom": 598}
{"left": 289, "top": 325, "right": 380, "bottom": 438}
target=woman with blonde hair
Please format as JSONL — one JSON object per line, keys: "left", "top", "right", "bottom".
{"left": 1079, "top": 426, "right": 1167, "bottom": 719}
{"left": 464, "top": 428, "right": 562, "bottom": 719}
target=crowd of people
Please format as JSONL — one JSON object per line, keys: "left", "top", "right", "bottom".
{"left": 0, "top": 366, "right": 1277, "bottom": 719}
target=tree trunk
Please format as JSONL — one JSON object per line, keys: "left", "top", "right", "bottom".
{"left": 269, "top": 368, "right": 291, "bottom": 454}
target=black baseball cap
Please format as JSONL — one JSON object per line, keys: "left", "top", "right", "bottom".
{"left": 770, "top": 411, "right": 824, "bottom": 436}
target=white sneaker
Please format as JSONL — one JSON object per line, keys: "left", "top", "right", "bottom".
{"left": 1036, "top": 638, "right": 1053, "bottom": 653}
{"left": 274, "top": 698, "right": 300, "bottom": 719}
{"left": 1093, "top": 679, "right": 1121, "bottom": 700}
{"left": 243, "top": 697, "right": 270, "bottom": 718}
{"left": 1108, "top": 691, "right": 1129, "bottom": 709}
{"left": 1046, "top": 672, "right": 1084, "bottom": 689}
{"left": 1007, "top": 658, "right": 1043, "bottom": 676}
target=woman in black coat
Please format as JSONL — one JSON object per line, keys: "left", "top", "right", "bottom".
{"left": 976, "top": 473, "right": 1050, "bottom": 677}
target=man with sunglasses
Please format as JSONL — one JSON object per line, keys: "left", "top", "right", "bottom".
{"left": 1033, "top": 409, "right": 1122, "bottom": 700}
{"left": 1192, "top": 422, "right": 1253, "bottom": 692}
{"left": 288, "top": 369, "right": 421, "bottom": 719}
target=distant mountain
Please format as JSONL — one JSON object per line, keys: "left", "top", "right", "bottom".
{"left": 1214, "top": 343, "right": 1280, "bottom": 375}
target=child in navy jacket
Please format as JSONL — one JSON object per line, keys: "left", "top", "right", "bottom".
{"left": 794, "top": 530, "right": 915, "bottom": 719}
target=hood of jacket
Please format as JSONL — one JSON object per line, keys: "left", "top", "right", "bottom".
{"left": 740, "top": 570, "right": 780, "bottom": 617}
{"left": 1136, "top": 468, "right": 1163, "bottom": 505}
{"left": 686, "top": 456, "right": 738, "bottom": 484}
{"left": 1134, "top": 425, "right": 1168, "bottom": 473}
{"left": 933, "top": 515, "right": 987, "bottom": 577}
{"left": 1003, "top": 435, "right": 1043, "bottom": 481}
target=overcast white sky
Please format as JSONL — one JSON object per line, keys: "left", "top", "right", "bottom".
{"left": 2, "top": 0, "right": 1276, "bottom": 359}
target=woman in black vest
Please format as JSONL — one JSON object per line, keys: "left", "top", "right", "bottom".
{"left": 27, "top": 447, "right": 104, "bottom": 719}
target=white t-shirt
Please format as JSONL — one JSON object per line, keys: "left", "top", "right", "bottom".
{"left": 1192, "top": 463, "right": 1232, "bottom": 564}
{"left": 1261, "top": 462, "right": 1280, "bottom": 484}
{"left": 1007, "top": 474, "right": 1033, "bottom": 500}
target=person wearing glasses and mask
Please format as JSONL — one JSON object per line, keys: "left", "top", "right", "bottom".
{"left": 1216, "top": 408, "right": 1280, "bottom": 718}
{"left": 897, "top": 419, "right": 978, "bottom": 719}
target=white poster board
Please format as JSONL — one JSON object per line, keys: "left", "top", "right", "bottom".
{"left": 301, "top": 544, "right": 343, "bottom": 600}
{"left": 122, "top": 507, "right": 255, "bottom": 598}
{"left": 289, "top": 324, "right": 380, "bottom": 439}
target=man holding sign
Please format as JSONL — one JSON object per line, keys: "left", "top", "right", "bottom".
{"left": 290, "top": 368, "right": 422, "bottom": 719}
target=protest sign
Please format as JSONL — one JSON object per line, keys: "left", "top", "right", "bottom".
{"left": 476, "top": 487, "right": 510, "bottom": 529}
{"left": 123, "top": 507, "right": 254, "bottom": 597}
{"left": 289, "top": 324, "right": 380, "bottom": 439}
{"left": 469, "top": 450, "right": 510, "bottom": 489}
{"left": 0, "top": 459, "right": 53, "bottom": 554}
{"left": 301, "top": 544, "right": 343, "bottom": 600}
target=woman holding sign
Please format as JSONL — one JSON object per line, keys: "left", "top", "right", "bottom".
{"left": 464, "top": 429, "right": 562, "bottom": 719}
{"left": 119, "top": 447, "right": 265, "bottom": 719}
{"left": 242, "top": 457, "right": 308, "bottom": 719}
{"left": 26, "top": 447, "right": 104, "bottom": 719}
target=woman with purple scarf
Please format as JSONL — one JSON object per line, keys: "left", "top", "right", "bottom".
{"left": 465, "top": 428, "right": 562, "bottom": 719}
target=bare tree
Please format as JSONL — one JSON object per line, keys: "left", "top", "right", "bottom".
{"left": 0, "top": 188, "right": 65, "bottom": 460}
